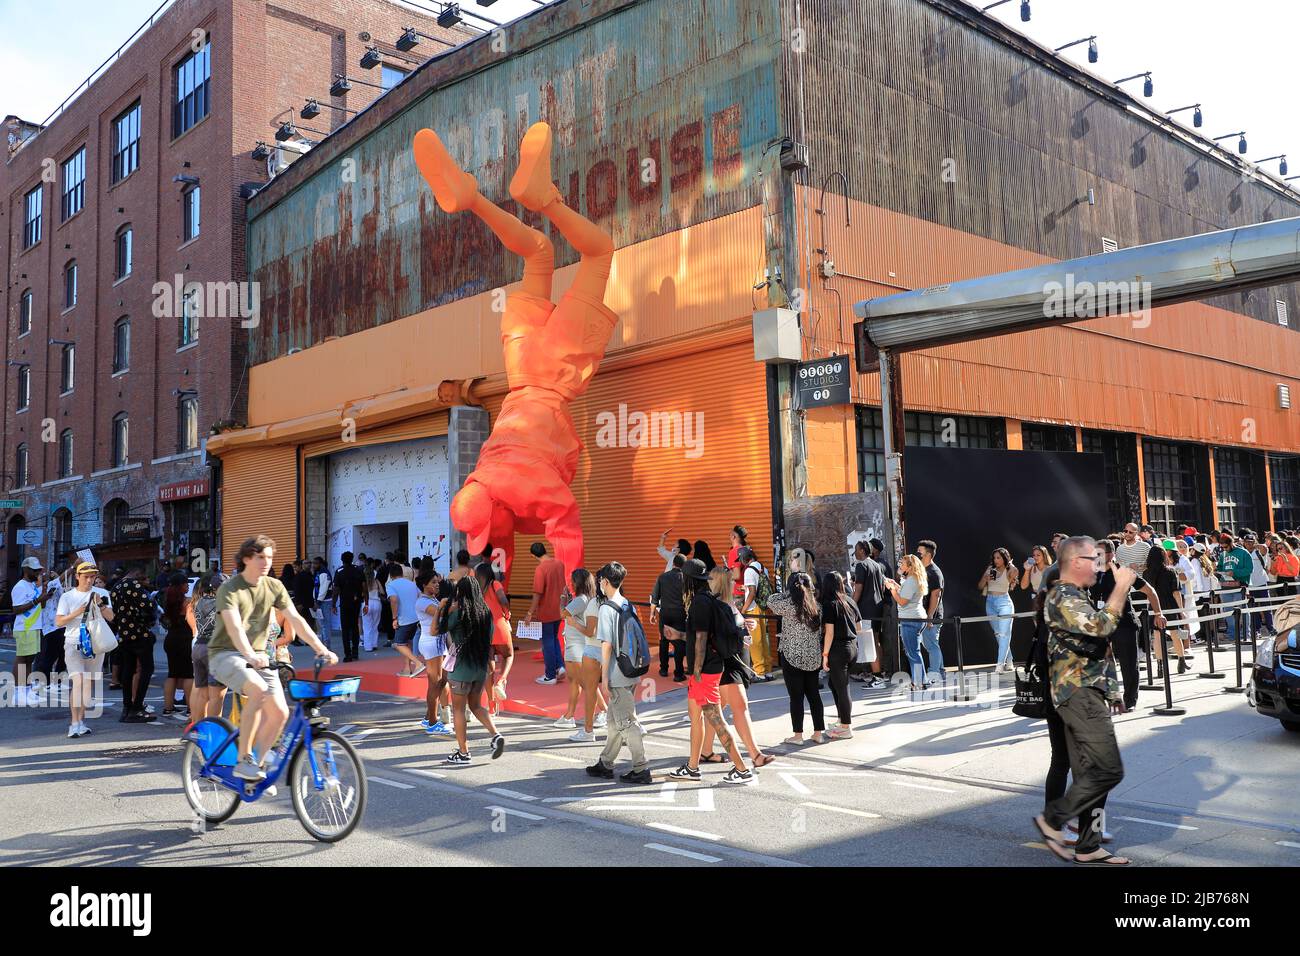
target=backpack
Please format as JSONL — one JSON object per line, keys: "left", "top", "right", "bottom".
{"left": 750, "top": 561, "right": 774, "bottom": 609}
{"left": 603, "top": 597, "right": 650, "bottom": 679}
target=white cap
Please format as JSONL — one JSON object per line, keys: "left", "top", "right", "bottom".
{"left": 20, "top": 556, "right": 43, "bottom": 570}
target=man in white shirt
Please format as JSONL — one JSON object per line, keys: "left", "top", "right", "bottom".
{"left": 1114, "top": 523, "right": 1150, "bottom": 570}
{"left": 10, "top": 557, "right": 55, "bottom": 705}
{"left": 311, "top": 556, "right": 333, "bottom": 650}
{"left": 656, "top": 530, "right": 692, "bottom": 573}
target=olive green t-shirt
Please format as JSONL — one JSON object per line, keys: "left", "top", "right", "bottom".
{"left": 207, "top": 573, "right": 292, "bottom": 653}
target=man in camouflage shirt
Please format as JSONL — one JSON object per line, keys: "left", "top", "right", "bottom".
{"left": 1034, "top": 535, "right": 1136, "bottom": 865}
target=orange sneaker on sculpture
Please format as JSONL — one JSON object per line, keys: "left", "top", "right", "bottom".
{"left": 412, "top": 121, "right": 617, "bottom": 584}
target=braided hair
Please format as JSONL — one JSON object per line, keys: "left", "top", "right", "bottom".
{"left": 451, "top": 576, "right": 492, "bottom": 671}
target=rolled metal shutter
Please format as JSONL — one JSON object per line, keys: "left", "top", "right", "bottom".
{"left": 220, "top": 445, "right": 298, "bottom": 569}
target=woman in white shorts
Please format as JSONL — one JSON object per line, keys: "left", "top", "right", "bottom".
{"left": 554, "top": 568, "right": 607, "bottom": 742}
{"left": 416, "top": 572, "right": 453, "bottom": 735}
{"left": 54, "top": 562, "right": 115, "bottom": 739}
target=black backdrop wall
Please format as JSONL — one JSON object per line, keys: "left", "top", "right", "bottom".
{"left": 902, "top": 446, "right": 1108, "bottom": 667}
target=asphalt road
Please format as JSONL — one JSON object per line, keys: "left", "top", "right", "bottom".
{"left": 2, "top": 638, "right": 1298, "bottom": 867}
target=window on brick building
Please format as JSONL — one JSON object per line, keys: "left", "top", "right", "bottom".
{"left": 173, "top": 38, "right": 211, "bottom": 137}
{"left": 60, "top": 344, "right": 74, "bottom": 394}
{"left": 178, "top": 396, "right": 199, "bottom": 452}
{"left": 58, "top": 430, "right": 74, "bottom": 479}
{"left": 61, "top": 147, "right": 85, "bottom": 221}
{"left": 53, "top": 508, "right": 72, "bottom": 556}
{"left": 112, "top": 412, "right": 129, "bottom": 468}
{"left": 14, "top": 444, "right": 28, "bottom": 489}
{"left": 16, "top": 365, "right": 30, "bottom": 412}
{"left": 112, "top": 101, "right": 140, "bottom": 183}
{"left": 19, "top": 290, "right": 33, "bottom": 336}
{"left": 180, "top": 289, "right": 198, "bottom": 346}
{"left": 23, "top": 186, "right": 42, "bottom": 249}
{"left": 113, "top": 317, "right": 130, "bottom": 372}
{"left": 115, "top": 225, "right": 133, "bottom": 279}
{"left": 381, "top": 64, "right": 409, "bottom": 91}
{"left": 64, "top": 261, "right": 78, "bottom": 310}
{"left": 183, "top": 185, "right": 201, "bottom": 241}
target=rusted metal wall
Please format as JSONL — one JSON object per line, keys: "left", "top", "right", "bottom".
{"left": 247, "top": 0, "right": 783, "bottom": 363}
{"left": 790, "top": 0, "right": 1300, "bottom": 334}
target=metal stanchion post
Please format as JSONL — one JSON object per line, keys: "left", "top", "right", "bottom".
{"left": 1200, "top": 600, "right": 1224, "bottom": 680}
{"left": 953, "top": 617, "right": 973, "bottom": 702}
{"left": 1151, "top": 622, "right": 1186, "bottom": 716}
{"left": 1223, "top": 606, "right": 1247, "bottom": 694}
{"left": 1138, "top": 608, "right": 1159, "bottom": 691}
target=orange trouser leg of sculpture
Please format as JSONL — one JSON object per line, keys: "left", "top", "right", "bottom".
{"left": 414, "top": 121, "right": 616, "bottom": 583}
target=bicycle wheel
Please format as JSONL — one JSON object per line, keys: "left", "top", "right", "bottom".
{"left": 288, "top": 729, "right": 366, "bottom": 842}
{"left": 181, "top": 728, "right": 240, "bottom": 825}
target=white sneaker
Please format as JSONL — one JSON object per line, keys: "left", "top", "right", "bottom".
{"left": 593, "top": 711, "right": 608, "bottom": 729}
{"left": 557, "top": 667, "right": 567, "bottom": 681}
{"left": 553, "top": 716, "right": 577, "bottom": 729}
{"left": 76, "top": 722, "right": 91, "bottom": 737}
{"left": 568, "top": 729, "right": 594, "bottom": 742}
{"left": 67, "top": 723, "right": 79, "bottom": 738}
{"left": 534, "top": 675, "right": 557, "bottom": 685}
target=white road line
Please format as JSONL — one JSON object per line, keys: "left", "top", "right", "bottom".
{"left": 889, "top": 780, "right": 957, "bottom": 794}
{"left": 541, "top": 796, "right": 583, "bottom": 803}
{"left": 350, "top": 728, "right": 378, "bottom": 741}
{"left": 336, "top": 724, "right": 357, "bottom": 735}
{"left": 1115, "top": 816, "right": 1198, "bottom": 831}
{"left": 802, "top": 801, "right": 882, "bottom": 819}
{"left": 779, "top": 773, "right": 813, "bottom": 795}
{"left": 533, "top": 751, "right": 586, "bottom": 764}
{"left": 367, "top": 776, "right": 415, "bottom": 790}
{"left": 647, "top": 823, "right": 723, "bottom": 841}
{"left": 486, "top": 787, "right": 537, "bottom": 802}
{"left": 403, "top": 768, "right": 447, "bottom": 780}
{"left": 644, "top": 842, "right": 720, "bottom": 863}
{"left": 640, "top": 738, "right": 679, "bottom": 750}
{"left": 486, "top": 805, "right": 545, "bottom": 821}
{"left": 1276, "top": 841, "right": 1300, "bottom": 849}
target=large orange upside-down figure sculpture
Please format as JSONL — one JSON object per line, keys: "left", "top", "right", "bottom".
{"left": 413, "top": 121, "right": 617, "bottom": 583}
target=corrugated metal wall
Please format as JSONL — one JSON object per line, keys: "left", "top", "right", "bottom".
{"left": 220, "top": 445, "right": 298, "bottom": 570}
{"left": 301, "top": 410, "right": 450, "bottom": 459}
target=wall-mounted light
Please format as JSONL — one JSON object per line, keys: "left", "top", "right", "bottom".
{"left": 360, "top": 46, "right": 382, "bottom": 70}
{"left": 275, "top": 122, "right": 296, "bottom": 142}
{"left": 1256, "top": 154, "right": 1288, "bottom": 176}
{"left": 172, "top": 174, "right": 200, "bottom": 187}
{"left": 982, "top": 0, "right": 1030, "bottom": 21}
{"left": 1115, "top": 71, "right": 1153, "bottom": 98}
{"left": 1055, "top": 35, "right": 1098, "bottom": 63}
{"left": 1213, "top": 131, "right": 1248, "bottom": 154}
{"left": 437, "top": 3, "right": 463, "bottom": 28}
{"left": 329, "top": 75, "right": 352, "bottom": 97}
{"left": 302, "top": 99, "right": 360, "bottom": 121}
{"left": 1167, "top": 103, "right": 1202, "bottom": 128}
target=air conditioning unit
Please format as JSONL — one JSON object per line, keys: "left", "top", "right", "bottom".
{"left": 269, "top": 139, "right": 312, "bottom": 177}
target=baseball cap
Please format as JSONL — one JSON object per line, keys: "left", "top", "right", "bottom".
{"left": 74, "top": 561, "right": 99, "bottom": 576}
{"left": 1193, "top": 542, "right": 1208, "bottom": 553}
{"left": 1161, "top": 539, "right": 1177, "bottom": 550}
{"left": 20, "top": 556, "right": 43, "bottom": 570}
{"left": 1184, "top": 526, "right": 1198, "bottom": 536}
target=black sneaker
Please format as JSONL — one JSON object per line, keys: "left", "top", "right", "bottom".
{"left": 673, "top": 673, "right": 687, "bottom": 683}
{"left": 445, "top": 750, "right": 471, "bottom": 765}
{"left": 585, "top": 761, "right": 614, "bottom": 779}
{"left": 667, "top": 764, "right": 700, "bottom": 780}
{"left": 490, "top": 734, "right": 506, "bottom": 760}
{"left": 658, "top": 668, "right": 669, "bottom": 678}
{"left": 620, "top": 768, "right": 653, "bottom": 785}
{"left": 722, "top": 767, "right": 755, "bottom": 784}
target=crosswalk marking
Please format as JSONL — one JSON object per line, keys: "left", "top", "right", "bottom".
{"left": 889, "top": 780, "right": 956, "bottom": 794}
{"left": 367, "top": 776, "right": 414, "bottom": 790}
{"left": 801, "top": 801, "right": 881, "bottom": 819}
{"left": 486, "top": 805, "right": 545, "bottom": 821}
{"left": 1114, "top": 816, "right": 1198, "bottom": 831}
{"left": 647, "top": 823, "right": 723, "bottom": 841}
{"left": 533, "top": 751, "right": 586, "bottom": 764}
{"left": 486, "top": 787, "right": 537, "bottom": 802}
{"left": 644, "top": 842, "right": 720, "bottom": 863}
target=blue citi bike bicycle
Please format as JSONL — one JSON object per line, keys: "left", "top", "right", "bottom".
{"left": 180, "top": 660, "right": 367, "bottom": 842}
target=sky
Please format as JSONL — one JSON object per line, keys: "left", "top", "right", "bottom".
{"left": 0, "top": 0, "right": 1296, "bottom": 181}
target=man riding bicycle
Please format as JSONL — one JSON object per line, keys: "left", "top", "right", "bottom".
{"left": 208, "top": 535, "right": 337, "bottom": 781}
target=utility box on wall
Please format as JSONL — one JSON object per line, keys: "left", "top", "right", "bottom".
{"left": 753, "top": 308, "right": 801, "bottom": 363}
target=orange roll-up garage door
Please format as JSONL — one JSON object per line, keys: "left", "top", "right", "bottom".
{"left": 499, "top": 336, "right": 772, "bottom": 610}
{"left": 220, "top": 445, "right": 298, "bottom": 571}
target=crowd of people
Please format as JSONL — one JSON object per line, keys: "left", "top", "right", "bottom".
{"left": 6, "top": 514, "right": 1291, "bottom": 862}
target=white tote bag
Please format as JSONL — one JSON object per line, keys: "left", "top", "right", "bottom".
{"left": 855, "top": 618, "right": 877, "bottom": 664}
{"left": 86, "top": 598, "right": 119, "bottom": 655}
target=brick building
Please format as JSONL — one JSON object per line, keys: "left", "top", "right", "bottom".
{"left": 1, "top": 0, "right": 470, "bottom": 584}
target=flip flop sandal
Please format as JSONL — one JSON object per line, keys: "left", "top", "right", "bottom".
{"left": 1033, "top": 815, "right": 1065, "bottom": 846}
{"left": 1046, "top": 839, "right": 1076, "bottom": 863}
{"left": 699, "top": 752, "right": 727, "bottom": 764}
{"left": 1074, "top": 851, "right": 1130, "bottom": 866}
{"left": 753, "top": 753, "right": 776, "bottom": 768}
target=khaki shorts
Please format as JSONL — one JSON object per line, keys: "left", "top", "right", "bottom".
{"left": 15, "top": 629, "right": 41, "bottom": 657}
{"left": 209, "top": 648, "right": 285, "bottom": 704}
{"left": 63, "top": 638, "right": 103, "bottom": 675}
{"left": 449, "top": 678, "right": 484, "bottom": 698}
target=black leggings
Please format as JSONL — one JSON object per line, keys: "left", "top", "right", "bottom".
{"left": 658, "top": 625, "right": 685, "bottom": 678}
{"left": 826, "top": 639, "right": 856, "bottom": 725}
{"left": 1110, "top": 624, "right": 1140, "bottom": 710}
{"left": 1044, "top": 702, "right": 1069, "bottom": 810}
{"left": 781, "top": 659, "right": 825, "bottom": 733}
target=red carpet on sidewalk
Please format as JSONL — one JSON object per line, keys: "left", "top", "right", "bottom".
{"left": 317, "top": 644, "right": 685, "bottom": 718}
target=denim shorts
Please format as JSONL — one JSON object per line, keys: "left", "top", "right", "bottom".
{"left": 393, "top": 622, "right": 419, "bottom": 647}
